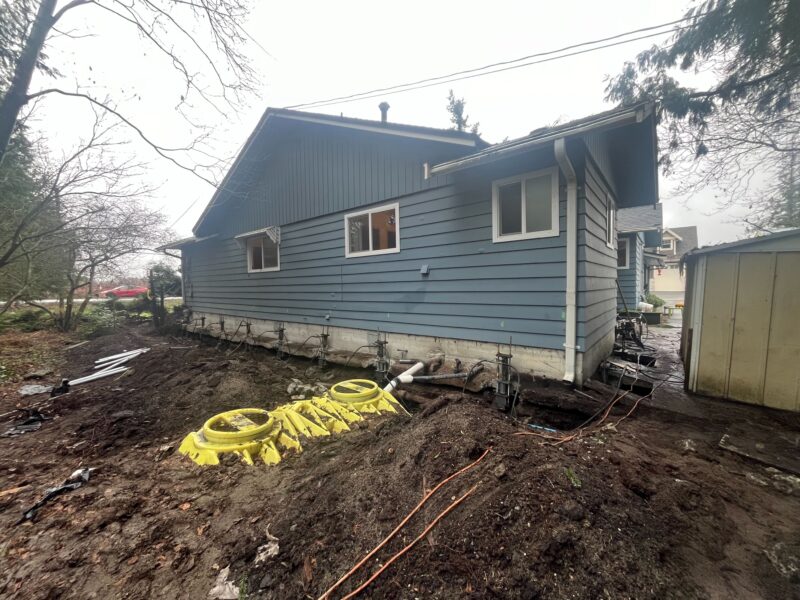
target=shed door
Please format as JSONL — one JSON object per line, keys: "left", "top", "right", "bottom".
{"left": 695, "top": 251, "right": 800, "bottom": 411}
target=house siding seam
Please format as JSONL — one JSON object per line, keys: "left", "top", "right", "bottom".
{"left": 577, "top": 157, "right": 618, "bottom": 357}
{"left": 184, "top": 177, "right": 571, "bottom": 352}
{"left": 617, "top": 232, "right": 644, "bottom": 310}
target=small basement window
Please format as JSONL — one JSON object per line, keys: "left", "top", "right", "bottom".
{"left": 617, "top": 238, "right": 630, "bottom": 269}
{"left": 492, "top": 167, "right": 559, "bottom": 242}
{"left": 246, "top": 235, "right": 280, "bottom": 272}
{"left": 605, "top": 193, "right": 616, "bottom": 248}
{"left": 345, "top": 203, "right": 399, "bottom": 258}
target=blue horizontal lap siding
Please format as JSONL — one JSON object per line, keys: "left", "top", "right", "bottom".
{"left": 186, "top": 181, "right": 569, "bottom": 351}
{"left": 577, "top": 155, "right": 617, "bottom": 353}
{"left": 617, "top": 232, "right": 644, "bottom": 310}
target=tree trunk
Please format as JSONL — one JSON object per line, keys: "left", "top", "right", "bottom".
{"left": 0, "top": 0, "right": 57, "bottom": 163}
{"left": 75, "top": 265, "right": 95, "bottom": 321}
{"left": 0, "top": 252, "right": 33, "bottom": 316}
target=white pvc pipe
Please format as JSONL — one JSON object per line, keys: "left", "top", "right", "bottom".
{"left": 70, "top": 366, "right": 129, "bottom": 385}
{"left": 95, "top": 348, "right": 149, "bottom": 364}
{"left": 94, "top": 354, "right": 140, "bottom": 370}
{"left": 384, "top": 361, "right": 425, "bottom": 393}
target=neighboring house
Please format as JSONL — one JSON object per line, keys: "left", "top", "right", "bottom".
{"left": 165, "top": 103, "right": 658, "bottom": 385}
{"left": 682, "top": 229, "right": 800, "bottom": 412}
{"left": 616, "top": 204, "right": 663, "bottom": 311}
{"left": 649, "top": 225, "right": 698, "bottom": 304}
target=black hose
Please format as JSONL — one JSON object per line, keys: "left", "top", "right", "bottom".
{"left": 343, "top": 344, "right": 375, "bottom": 369}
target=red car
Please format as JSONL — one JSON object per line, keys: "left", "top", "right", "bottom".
{"left": 100, "top": 285, "right": 149, "bottom": 299}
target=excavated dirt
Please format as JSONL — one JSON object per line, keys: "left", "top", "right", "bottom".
{"left": 0, "top": 322, "right": 799, "bottom": 599}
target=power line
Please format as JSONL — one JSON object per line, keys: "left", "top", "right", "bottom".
{"left": 285, "top": 12, "right": 708, "bottom": 111}
{"left": 170, "top": 196, "right": 203, "bottom": 228}
{"left": 287, "top": 26, "right": 692, "bottom": 111}
{"left": 242, "top": 26, "right": 277, "bottom": 61}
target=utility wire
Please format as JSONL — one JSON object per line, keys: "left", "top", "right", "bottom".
{"left": 287, "top": 26, "right": 692, "bottom": 111}
{"left": 285, "top": 11, "right": 711, "bottom": 110}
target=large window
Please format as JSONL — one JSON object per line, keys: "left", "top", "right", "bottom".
{"left": 605, "top": 193, "right": 616, "bottom": 248}
{"left": 345, "top": 203, "right": 399, "bottom": 258}
{"left": 492, "top": 167, "right": 559, "bottom": 242}
{"left": 617, "top": 237, "right": 630, "bottom": 269}
{"left": 246, "top": 235, "right": 280, "bottom": 272}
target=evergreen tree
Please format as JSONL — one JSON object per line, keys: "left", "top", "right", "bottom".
{"left": 746, "top": 149, "right": 800, "bottom": 233}
{"left": 606, "top": 0, "right": 799, "bottom": 211}
{"left": 447, "top": 90, "right": 480, "bottom": 135}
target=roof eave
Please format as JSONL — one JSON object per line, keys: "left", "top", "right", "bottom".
{"left": 428, "top": 103, "right": 653, "bottom": 177}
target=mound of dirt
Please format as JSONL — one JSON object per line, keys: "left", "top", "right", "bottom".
{"left": 0, "top": 324, "right": 798, "bottom": 599}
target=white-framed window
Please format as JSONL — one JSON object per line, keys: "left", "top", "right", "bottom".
{"left": 491, "top": 167, "right": 559, "bottom": 243}
{"left": 660, "top": 238, "right": 675, "bottom": 253}
{"left": 246, "top": 235, "right": 280, "bottom": 272}
{"left": 617, "top": 237, "right": 630, "bottom": 269}
{"left": 344, "top": 203, "right": 400, "bottom": 258}
{"left": 605, "top": 193, "right": 616, "bottom": 248}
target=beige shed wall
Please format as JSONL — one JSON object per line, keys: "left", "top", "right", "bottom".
{"left": 691, "top": 250, "right": 800, "bottom": 412}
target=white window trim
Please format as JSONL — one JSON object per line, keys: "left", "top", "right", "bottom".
{"left": 344, "top": 202, "right": 401, "bottom": 258}
{"left": 660, "top": 238, "right": 675, "bottom": 252}
{"left": 491, "top": 167, "right": 560, "bottom": 243}
{"left": 617, "top": 237, "right": 630, "bottom": 270}
{"left": 605, "top": 193, "right": 616, "bottom": 249}
{"left": 246, "top": 235, "right": 281, "bottom": 273}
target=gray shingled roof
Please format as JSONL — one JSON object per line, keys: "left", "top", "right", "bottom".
{"left": 617, "top": 204, "right": 662, "bottom": 232}
{"left": 668, "top": 226, "right": 699, "bottom": 259}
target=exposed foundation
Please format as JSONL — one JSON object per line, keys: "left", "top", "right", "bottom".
{"left": 185, "top": 311, "right": 606, "bottom": 386}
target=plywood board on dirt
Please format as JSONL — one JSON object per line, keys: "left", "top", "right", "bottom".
{"left": 719, "top": 422, "right": 800, "bottom": 476}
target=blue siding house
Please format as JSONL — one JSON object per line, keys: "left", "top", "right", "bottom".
{"left": 616, "top": 205, "right": 664, "bottom": 310}
{"left": 167, "top": 103, "right": 659, "bottom": 385}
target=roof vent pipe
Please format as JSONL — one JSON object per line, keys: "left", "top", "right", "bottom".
{"left": 379, "top": 101, "right": 390, "bottom": 124}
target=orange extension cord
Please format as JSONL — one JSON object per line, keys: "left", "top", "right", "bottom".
{"left": 318, "top": 448, "right": 490, "bottom": 600}
{"left": 341, "top": 484, "right": 479, "bottom": 600}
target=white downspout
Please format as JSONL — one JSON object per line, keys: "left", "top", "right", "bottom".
{"left": 554, "top": 138, "right": 578, "bottom": 384}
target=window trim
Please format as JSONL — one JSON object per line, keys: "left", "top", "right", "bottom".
{"left": 660, "top": 238, "right": 675, "bottom": 253}
{"left": 246, "top": 235, "right": 281, "bottom": 273}
{"left": 491, "top": 167, "right": 560, "bottom": 243}
{"left": 605, "top": 193, "right": 616, "bottom": 249}
{"left": 344, "top": 202, "right": 401, "bottom": 258}
{"left": 617, "top": 237, "right": 630, "bottom": 270}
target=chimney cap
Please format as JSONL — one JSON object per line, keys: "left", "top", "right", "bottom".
{"left": 379, "top": 101, "right": 390, "bottom": 124}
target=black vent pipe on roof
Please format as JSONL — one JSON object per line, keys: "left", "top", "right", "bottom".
{"left": 379, "top": 101, "right": 390, "bottom": 124}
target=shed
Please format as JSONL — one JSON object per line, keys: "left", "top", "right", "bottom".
{"left": 681, "top": 229, "right": 800, "bottom": 412}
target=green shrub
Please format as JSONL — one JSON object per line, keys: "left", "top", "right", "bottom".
{"left": 128, "top": 296, "right": 152, "bottom": 316}
{"left": 77, "top": 305, "right": 119, "bottom": 338}
{"left": 645, "top": 293, "right": 665, "bottom": 308}
{"left": 0, "top": 308, "right": 53, "bottom": 332}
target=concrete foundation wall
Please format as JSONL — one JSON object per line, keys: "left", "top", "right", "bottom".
{"left": 188, "top": 310, "right": 588, "bottom": 383}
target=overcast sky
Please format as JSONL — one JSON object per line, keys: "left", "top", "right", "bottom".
{"left": 31, "top": 0, "right": 751, "bottom": 246}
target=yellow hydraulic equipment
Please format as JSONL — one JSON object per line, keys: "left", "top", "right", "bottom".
{"left": 178, "top": 379, "right": 407, "bottom": 466}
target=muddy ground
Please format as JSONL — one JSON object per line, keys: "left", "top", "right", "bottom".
{"left": 0, "top": 322, "right": 798, "bottom": 599}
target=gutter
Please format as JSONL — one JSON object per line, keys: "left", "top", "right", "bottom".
{"left": 429, "top": 106, "right": 646, "bottom": 177}
{"left": 554, "top": 138, "right": 578, "bottom": 384}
